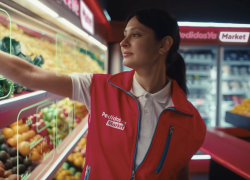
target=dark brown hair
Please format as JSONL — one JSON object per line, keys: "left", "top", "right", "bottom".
{"left": 126, "top": 8, "right": 188, "bottom": 95}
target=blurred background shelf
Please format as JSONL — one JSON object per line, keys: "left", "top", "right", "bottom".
{"left": 185, "top": 60, "right": 214, "bottom": 64}
{"left": 223, "top": 61, "right": 250, "bottom": 65}
{"left": 225, "top": 111, "right": 250, "bottom": 131}
{"left": 186, "top": 71, "right": 211, "bottom": 76}
{"left": 222, "top": 90, "right": 248, "bottom": 95}
{"left": 221, "top": 75, "right": 250, "bottom": 81}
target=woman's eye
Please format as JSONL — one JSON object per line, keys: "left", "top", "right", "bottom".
{"left": 133, "top": 34, "right": 139, "bottom": 37}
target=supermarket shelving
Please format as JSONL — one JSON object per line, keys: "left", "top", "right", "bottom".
{"left": 223, "top": 61, "right": 250, "bottom": 65}
{"left": 187, "top": 84, "right": 210, "bottom": 89}
{"left": 221, "top": 75, "right": 250, "bottom": 81}
{"left": 222, "top": 90, "right": 248, "bottom": 95}
{"left": 0, "top": 91, "right": 64, "bottom": 128}
{"left": 185, "top": 60, "right": 214, "bottom": 64}
{"left": 225, "top": 111, "right": 250, "bottom": 131}
{"left": 27, "top": 114, "right": 88, "bottom": 180}
{"left": 186, "top": 70, "right": 211, "bottom": 76}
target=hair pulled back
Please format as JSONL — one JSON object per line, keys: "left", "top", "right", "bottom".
{"left": 126, "top": 8, "right": 187, "bottom": 95}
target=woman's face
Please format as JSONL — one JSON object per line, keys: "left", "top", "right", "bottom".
{"left": 120, "top": 16, "right": 161, "bottom": 70}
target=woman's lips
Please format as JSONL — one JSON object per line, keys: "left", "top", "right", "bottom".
{"left": 123, "top": 52, "right": 133, "bottom": 57}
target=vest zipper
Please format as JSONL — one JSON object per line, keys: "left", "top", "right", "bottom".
{"left": 84, "top": 165, "right": 91, "bottom": 180}
{"left": 155, "top": 126, "right": 174, "bottom": 173}
{"left": 107, "top": 80, "right": 141, "bottom": 180}
{"left": 126, "top": 92, "right": 140, "bottom": 180}
{"left": 134, "top": 108, "right": 192, "bottom": 174}
{"left": 131, "top": 170, "right": 135, "bottom": 180}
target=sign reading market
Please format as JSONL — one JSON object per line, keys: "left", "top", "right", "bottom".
{"left": 179, "top": 29, "right": 250, "bottom": 44}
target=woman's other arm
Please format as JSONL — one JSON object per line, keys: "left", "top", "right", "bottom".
{"left": 0, "top": 51, "right": 72, "bottom": 98}
{"left": 176, "top": 163, "right": 190, "bottom": 180}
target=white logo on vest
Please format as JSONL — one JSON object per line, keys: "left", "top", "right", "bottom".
{"left": 102, "top": 112, "right": 126, "bottom": 130}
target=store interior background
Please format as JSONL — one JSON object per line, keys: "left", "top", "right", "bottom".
{"left": 0, "top": 0, "right": 250, "bottom": 179}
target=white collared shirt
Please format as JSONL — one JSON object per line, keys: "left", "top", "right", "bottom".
{"left": 130, "top": 75, "right": 174, "bottom": 169}
{"left": 71, "top": 73, "right": 174, "bottom": 169}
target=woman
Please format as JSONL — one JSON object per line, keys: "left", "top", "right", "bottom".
{"left": 0, "top": 8, "right": 206, "bottom": 180}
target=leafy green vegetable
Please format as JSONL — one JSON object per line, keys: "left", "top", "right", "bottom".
{"left": 0, "top": 77, "right": 14, "bottom": 98}
{"left": 0, "top": 37, "right": 45, "bottom": 96}
{"left": 33, "top": 55, "right": 44, "bottom": 67}
{"left": 0, "top": 37, "right": 21, "bottom": 55}
{"left": 0, "top": 85, "right": 4, "bottom": 96}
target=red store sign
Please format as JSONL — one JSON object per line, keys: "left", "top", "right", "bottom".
{"left": 179, "top": 27, "right": 250, "bottom": 45}
{"left": 63, "top": 0, "right": 80, "bottom": 16}
{"left": 62, "top": 0, "right": 94, "bottom": 35}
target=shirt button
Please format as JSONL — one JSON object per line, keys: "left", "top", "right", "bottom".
{"left": 144, "top": 109, "right": 149, "bottom": 113}
{"left": 145, "top": 94, "right": 150, "bottom": 98}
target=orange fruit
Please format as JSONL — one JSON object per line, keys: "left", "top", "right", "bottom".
{"left": 18, "top": 141, "right": 30, "bottom": 156}
{"left": 34, "top": 135, "right": 42, "bottom": 141}
{"left": 73, "top": 157, "right": 83, "bottom": 167}
{"left": 35, "top": 145, "right": 41, "bottom": 153}
{"left": 7, "top": 138, "right": 17, "bottom": 147}
{"left": 67, "top": 154, "right": 74, "bottom": 162}
{"left": 22, "top": 133, "right": 30, "bottom": 141}
{"left": 13, "top": 134, "right": 24, "bottom": 144}
{"left": 22, "top": 125, "right": 29, "bottom": 132}
{"left": 11, "top": 126, "right": 23, "bottom": 134}
{"left": 27, "top": 130, "right": 36, "bottom": 138}
{"left": 2, "top": 128, "right": 14, "bottom": 139}
{"left": 41, "top": 141, "right": 48, "bottom": 151}
{"left": 9, "top": 120, "right": 23, "bottom": 128}
{"left": 30, "top": 151, "right": 40, "bottom": 161}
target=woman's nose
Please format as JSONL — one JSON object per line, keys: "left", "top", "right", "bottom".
{"left": 120, "top": 38, "right": 129, "bottom": 48}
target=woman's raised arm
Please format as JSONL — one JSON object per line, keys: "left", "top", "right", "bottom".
{"left": 0, "top": 51, "right": 73, "bottom": 98}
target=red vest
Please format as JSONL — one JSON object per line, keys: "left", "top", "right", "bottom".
{"left": 81, "top": 70, "right": 206, "bottom": 180}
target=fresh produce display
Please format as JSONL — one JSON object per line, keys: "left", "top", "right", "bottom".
{"left": 0, "top": 22, "right": 105, "bottom": 74}
{"left": 53, "top": 136, "right": 87, "bottom": 180}
{"left": 57, "top": 98, "right": 88, "bottom": 124}
{"left": 0, "top": 14, "right": 92, "bottom": 179}
{"left": 230, "top": 98, "right": 250, "bottom": 117}
{"left": 53, "top": 164, "right": 82, "bottom": 180}
{"left": 2, "top": 98, "right": 87, "bottom": 158}
{"left": 67, "top": 137, "right": 86, "bottom": 169}
{"left": 0, "top": 134, "right": 34, "bottom": 179}
{"left": 0, "top": 98, "right": 88, "bottom": 178}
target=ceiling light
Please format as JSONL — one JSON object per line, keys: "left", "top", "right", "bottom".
{"left": 26, "top": 0, "right": 59, "bottom": 18}
{"left": 57, "top": 17, "right": 107, "bottom": 51}
{"left": 57, "top": 17, "right": 88, "bottom": 38}
{"left": 178, "top": 22, "right": 250, "bottom": 28}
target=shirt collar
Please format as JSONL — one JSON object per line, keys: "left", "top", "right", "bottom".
{"left": 130, "top": 74, "right": 172, "bottom": 103}
{"left": 151, "top": 79, "right": 172, "bottom": 103}
{"left": 131, "top": 74, "right": 146, "bottom": 97}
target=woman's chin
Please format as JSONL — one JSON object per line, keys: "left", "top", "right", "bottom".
{"left": 123, "top": 60, "right": 133, "bottom": 69}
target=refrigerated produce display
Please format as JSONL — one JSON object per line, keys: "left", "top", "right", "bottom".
{"left": 53, "top": 135, "right": 87, "bottom": 180}
{"left": 179, "top": 47, "right": 217, "bottom": 127}
{"left": 221, "top": 47, "right": 250, "bottom": 127}
{"left": 0, "top": 1, "right": 107, "bottom": 179}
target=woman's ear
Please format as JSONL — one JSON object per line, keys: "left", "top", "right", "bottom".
{"left": 159, "top": 36, "right": 173, "bottom": 54}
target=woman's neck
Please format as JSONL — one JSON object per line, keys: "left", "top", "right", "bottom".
{"left": 134, "top": 61, "right": 167, "bottom": 94}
